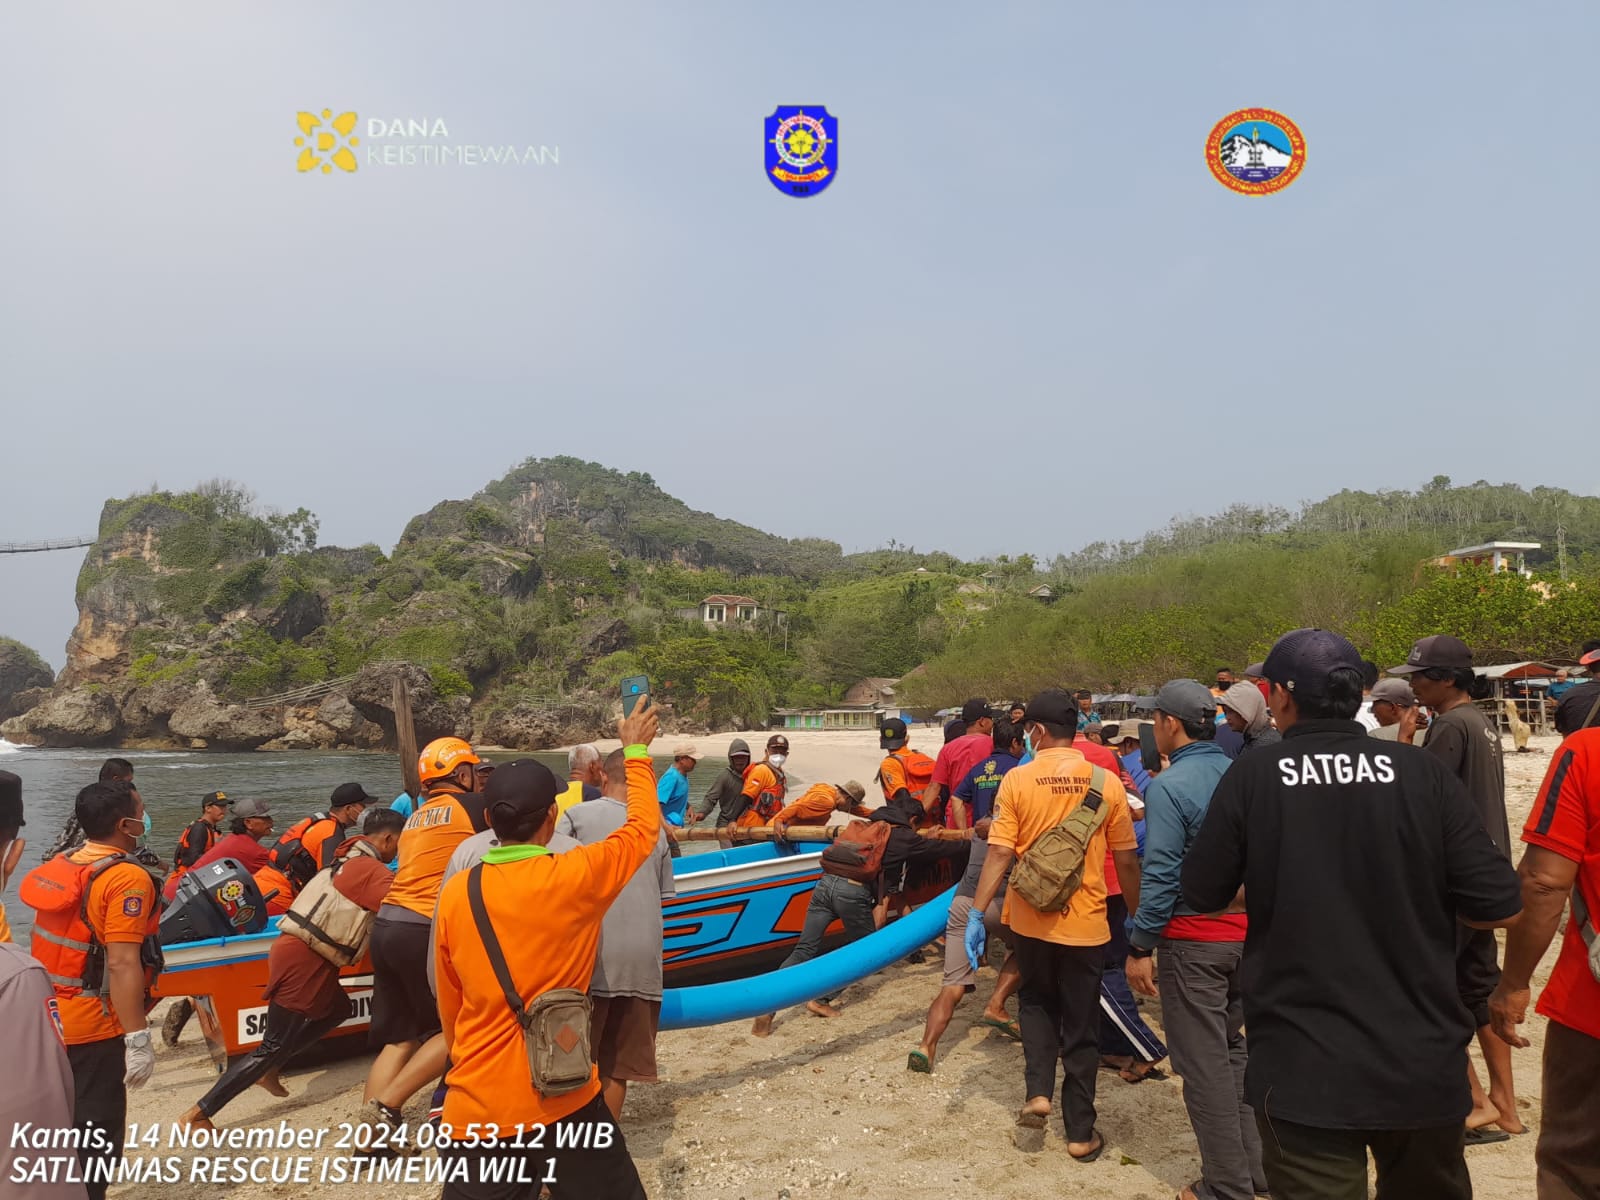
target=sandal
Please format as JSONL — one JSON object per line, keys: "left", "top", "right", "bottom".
{"left": 906, "top": 1050, "right": 932, "bottom": 1074}
{"left": 1464, "top": 1126, "right": 1511, "bottom": 1146}
{"left": 979, "top": 1015, "right": 1022, "bottom": 1041}
{"left": 1069, "top": 1129, "right": 1106, "bottom": 1163}
{"left": 1120, "top": 1063, "right": 1168, "bottom": 1084}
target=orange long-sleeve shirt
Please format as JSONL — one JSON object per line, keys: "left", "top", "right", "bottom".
{"left": 772, "top": 783, "right": 870, "bottom": 827}
{"left": 434, "top": 751, "right": 661, "bottom": 1129}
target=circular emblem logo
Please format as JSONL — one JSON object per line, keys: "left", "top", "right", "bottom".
{"left": 1206, "top": 108, "right": 1305, "bottom": 195}
{"left": 218, "top": 879, "right": 244, "bottom": 903}
{"left": 770, "top": 112, "right": 830, "bottom": 171}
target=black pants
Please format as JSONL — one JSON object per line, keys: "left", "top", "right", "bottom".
{"left": 1255, "top": 1112, "right": 1471, "bottom": 1200}
{"left": 1013, "top": 934, "right": 1104, "bottom": 1142}
{"left": 776, "top": 874, "right": 877, "bottom": 1004}
{"left": 440, "top": 1094, "right": 645, "bottom": 1200}
{"left": 67, "top": 1036, "right": 126, "bottom": 1200}
{"left": 195, "top": 1001, "right": 346, "bottom": 1117}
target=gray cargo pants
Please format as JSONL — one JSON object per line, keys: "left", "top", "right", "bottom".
{"left": 1158, "top": 938, "right": 1267, "bottom": 1200}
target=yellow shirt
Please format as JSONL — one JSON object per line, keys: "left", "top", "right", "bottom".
{"left": 556, "top": 781, "right": 586, "bottom": 815}
{"left": 987, "top": 746, "right": 1136, "bottom": 947}
{"left": 0, "top": 900, "right": 10, "bottom": 944}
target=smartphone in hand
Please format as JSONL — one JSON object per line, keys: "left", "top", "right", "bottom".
{"left": 1139, "top": 722, "right": 1161, "bottom": 774}
{"left": 621, "top": 675, "right": 651, "bottom": 717}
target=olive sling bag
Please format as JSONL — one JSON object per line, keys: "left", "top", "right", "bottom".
{"left": 466, "top": 862, "right": 595, "bottom": 1097}
{"left": 1008, "top": 765, "right": 1111, "bottom": 913}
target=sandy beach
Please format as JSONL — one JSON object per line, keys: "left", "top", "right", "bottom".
{"left": 111, "top": 725, "right": 1551, "bottom": 1199}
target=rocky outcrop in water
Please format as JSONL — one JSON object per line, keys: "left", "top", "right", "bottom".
{"left": 0, "top": 637, "right": 54, "bottom": 722}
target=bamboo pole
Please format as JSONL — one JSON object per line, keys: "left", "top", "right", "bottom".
{"left": 667, "top": 823, "right": 972, "bottom": 844}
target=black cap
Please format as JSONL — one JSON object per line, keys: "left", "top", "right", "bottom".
{"left": 960, "top": 698, "right": 992, "bottom": 724}
{"left": 200, "top": 790, "right": 232, "bottom": 809}
{"left": 1021, "top": 688, "right": 1077, "bottom": 729}
{"left": 484, "top": 760, "right": 560, "bottom": 836}
{"left": 329, "top": 782, "right": 377, "bottom": 808}
{"left": 943, "top": 719, "right": 967, "bottom": 743}
{"left": 1388, "top": 634, "right": 1474, "bottom": 676}
{"left": 1262, "top": 628, "right": 1365, "bottom": 697}
{"left": 766, "top": 733, "right": 790, "bottom": 752}
{"left": 879, "top": 718, "right": 908, "bottom": 750}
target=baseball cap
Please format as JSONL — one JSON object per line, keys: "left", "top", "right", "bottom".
{"left": 1243, "top": 662, "right": 1267, "bottom": 679}
{"left": 484, "top": 760, "right": 561, "bottom": 835}
{"left": 960, "top": 698, "right": 992, "bottom": 724}
{"left": 766, "top": 734, "right": 790, "bottom": 752}
{"left": 672, "top": 744, "right": 699, "bottom": 761}
{"left": 1370, "top": 678, "right": 1417, "bottom": 707}
{"left": 1154, "top": 680, "right": 1216, "bottom": 725}
{"left": 840, "top": 780, "right": 866, "bottom": 804}
{"left": 200, "top": 790, "right": 232, "bottom": 810}
{"left": 1580, "top": 647, "right": 1600, "bottom": 667}
{"left": 879, "top": 718, "right": 909, "bottom": 750}
{"left": 330, "top": 782, "right": 377, "bottom": 808}
{"left": 1262, "top": 628, "right": 1365, "bottom": 696}
{"left": 1388, "top": 634, "right": 1474, "bottom": 676}
{"left": 1117, "top": 721, "right": 1150, "bottom": 743}
{"left": 1021, "top": 688, "right": 1076, "bottom": 729}
{"left": 943, "top": 719, "right": 967, "bottom": 743}
{"left": 232, "top": 797, "right": 272, "bottom": 820}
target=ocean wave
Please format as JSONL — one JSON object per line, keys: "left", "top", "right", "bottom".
{"left": 0, "top": 738, "right": 25, "bottom": 755}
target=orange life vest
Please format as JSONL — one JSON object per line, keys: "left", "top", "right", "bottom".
{"left": 877, "top": 749, "right": 936, "bottom": 802}
{"left": 167, "top": 818, "right": 219, "bottom": 888}
{"left": 270, "top": 812, "right": 332, "bottom": 890}
{"left": 20, "top": 852, "right": 163, "bottom": 998}
{"left": 740, "top": 762, "right": 787, "bottom": 825}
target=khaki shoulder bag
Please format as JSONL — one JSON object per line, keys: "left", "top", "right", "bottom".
{"left": 1008, "top": 766, "right": 1111, "bottom": 913}
{"left": 466, "top": 863, "right": 594, "bottom": 1097}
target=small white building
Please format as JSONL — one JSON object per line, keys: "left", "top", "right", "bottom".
{"left": 1436, "top": 541, "right": 1540, "bottom": 578}
{"left": 678, "top": 594, "right": 786, "bottom": 627}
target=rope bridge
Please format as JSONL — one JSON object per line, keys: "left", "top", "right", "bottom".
{"left": 0, "top": 536, "right": 96, "bottom": 554}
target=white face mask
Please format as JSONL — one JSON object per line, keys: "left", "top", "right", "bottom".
{"left": 768, "top": 753, "right": 787, "bottom": 768}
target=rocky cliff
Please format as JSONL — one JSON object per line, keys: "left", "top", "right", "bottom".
{"left": 2, "top": 459, "right": 832, "bottom": 751}
{"left": 0, "top": 637, "right": 54, "bottom": 723}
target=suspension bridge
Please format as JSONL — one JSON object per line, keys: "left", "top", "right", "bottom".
{"left": 0, "top": 536, "right": 96, "bottom": 555}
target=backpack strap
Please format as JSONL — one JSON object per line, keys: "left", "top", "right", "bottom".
{"left": 1081, "top": 766, "right": 1112, "bottom": 834}
{"left": 466, "top": 863, "right": 524, "bottom": 1019}
{"left": 1574, "top": 884, "right": 1598, "bottom": 952}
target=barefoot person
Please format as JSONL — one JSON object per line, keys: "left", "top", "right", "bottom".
{"left": 557, "top": 749, "right": 677, "bottom": 1120}
{"left": 966, "top": 688, "right": 1140, "bottom": 1162}
{"left": 178, "top": 810, "right": 403, "bottom": 1129}
{"left": 1391, "top": 634, "right": 1524, "bottom": 1140}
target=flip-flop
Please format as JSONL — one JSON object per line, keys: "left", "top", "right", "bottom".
{"left": 980, "top": 1016, "right": 1022, "bottom": 1041}
{"left": 1015, "top": 1108, "right": 1048, "bottom": 1129}
{"left": 1069, "top": 1130, "right": 1106, "bottom": 1163}
{"left": 1464, "top": 1126, "right": 1511, "bottom": 1146}
{"left": 1120, "top": 1064, "right": 1168, "bottom": 1084}
{"left": 906, "top": 1050, "right": 932, "bottom": 1074}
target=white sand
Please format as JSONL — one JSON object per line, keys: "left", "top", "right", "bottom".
{"left": 115, "top": 727, "right": 1553, "bottom": 1199}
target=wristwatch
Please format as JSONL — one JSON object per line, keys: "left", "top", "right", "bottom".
{"left": 1127, "top": 944, "right": 1154, "bottom": 959}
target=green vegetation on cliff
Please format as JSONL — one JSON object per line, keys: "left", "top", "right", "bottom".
{"left": 63, "top": 466, "right": 1600, "bottom": 728}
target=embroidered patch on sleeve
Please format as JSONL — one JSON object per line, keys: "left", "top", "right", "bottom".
{"left": 122, "top": 896, "right": 144, "bottom": 917}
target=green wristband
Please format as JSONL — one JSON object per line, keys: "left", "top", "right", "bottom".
{"left": 623, "top": 744, "right": 651, "bottom": 760}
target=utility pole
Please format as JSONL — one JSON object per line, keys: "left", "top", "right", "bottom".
{"left": 1556, "top": 522, "right": 1568, "bottom": 581}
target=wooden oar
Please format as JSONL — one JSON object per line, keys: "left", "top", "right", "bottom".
{"left": 393, "top": 675, "right": 422, "bottom": 803}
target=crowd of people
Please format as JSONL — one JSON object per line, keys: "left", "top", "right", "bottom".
{"left": 1, "top": 631, "right": 1597, "bottom": 1199}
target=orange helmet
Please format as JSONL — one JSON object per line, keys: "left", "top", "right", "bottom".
{"left": 418, "top": 737, "right": 480, "bottom": 784}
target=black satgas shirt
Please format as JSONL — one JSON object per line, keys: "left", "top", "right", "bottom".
{"left": 1180, "top": 719, "right": 1521, "bottom": 1130}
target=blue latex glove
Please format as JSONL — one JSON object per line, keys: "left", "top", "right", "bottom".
{"left": 964, "top": 905, "right": 988, "bottom": 970}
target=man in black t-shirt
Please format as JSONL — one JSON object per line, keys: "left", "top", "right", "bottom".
{"left": 1554, "top": 642, "right": 1600, "bottom": 735}
{"left": 1393, "top": 634, "right": 1521, "bottom": 1140}
{"left": 1183, "top": 628, "right": 1521, "bottom": 1200}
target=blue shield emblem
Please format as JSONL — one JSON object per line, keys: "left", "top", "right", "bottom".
{"left": 764, "top": 106, "right": 838, "bottom": 198}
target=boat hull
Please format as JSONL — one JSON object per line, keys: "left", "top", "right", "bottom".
{"left": 152, "top": 842, "right": 961, "bottom": 1059}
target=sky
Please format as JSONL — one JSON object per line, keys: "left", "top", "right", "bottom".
{"left": 2, "top": 2, "right": 1597, "bottom": 669}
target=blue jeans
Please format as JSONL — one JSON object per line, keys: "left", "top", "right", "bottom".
{"left": 777, "top": 873, "right": 877, "bottom": 1003}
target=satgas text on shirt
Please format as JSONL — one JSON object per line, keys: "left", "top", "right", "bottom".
{"left": 1277, "top": 752, "right": 1397, "bottom": 787}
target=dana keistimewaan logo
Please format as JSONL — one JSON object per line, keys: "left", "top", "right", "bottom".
{"left": 296, "top": 109, "right": 360, "bottom": 174}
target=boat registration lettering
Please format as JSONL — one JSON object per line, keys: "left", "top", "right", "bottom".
{"left": 237, "top": 989, "right": 373, "bottom": 1043}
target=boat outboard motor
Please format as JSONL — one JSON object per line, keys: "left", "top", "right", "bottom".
{"left": 159, "top": 858, "right": 271, "bottom": 945}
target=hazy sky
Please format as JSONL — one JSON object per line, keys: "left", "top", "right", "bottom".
{"left": 2, "top": 2, "right": 1596, "bottom": 669}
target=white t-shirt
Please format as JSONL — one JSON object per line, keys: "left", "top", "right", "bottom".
{"left": 1355, "top": 700, "right": 1381, "bottom": 732}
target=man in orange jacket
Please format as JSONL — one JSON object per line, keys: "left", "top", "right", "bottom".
{"left": 21, "top": 780, "right": 161, "bottom": 1200}
{"left": 770, "top": 781, "right": 871, "bottom": 838}
{"left": 432, "top": 698, "right": 661, "bottom": 1197}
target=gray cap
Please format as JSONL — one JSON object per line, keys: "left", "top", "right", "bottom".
{"left": 1154, "top": 679, "right": 1217, "bottom": 725}
{"left": 232, "top": 796, "right": 272, "bottom": 819}
{"left": 1370, "top": 678, "right": 1417, "bottom": 707}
